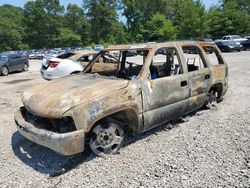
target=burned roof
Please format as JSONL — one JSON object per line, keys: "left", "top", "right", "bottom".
{"left": 106, "top": 41, "right": 200, "bottom": 51}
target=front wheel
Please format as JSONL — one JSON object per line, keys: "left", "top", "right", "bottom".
{"left": 89, "top": 120, "right": 124, "bottom": 157}
{"left": 205, "top": 90, "right": 218, "bottom": 109}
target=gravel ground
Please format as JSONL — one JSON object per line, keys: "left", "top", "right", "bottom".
{"left": 0, "top": 52, "right": 250, "bottom": 187}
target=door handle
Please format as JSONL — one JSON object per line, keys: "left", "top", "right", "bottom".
{"left": 205, "top": 74, "right": 210, "bottom": 80}
{"left": 181, "top": 80, "right": 187, "bottom": 87}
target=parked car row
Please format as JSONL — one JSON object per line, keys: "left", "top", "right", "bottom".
{"left": 0, "top": 47, "right": 104, "bottom": 77}
{"left": 241, "top": 36, "right": 250, "bottom": 50}
{"left": 0, "top": 45, "right": 104, "bottom": 61}
{"left": 197, "top": 35, "right": 250, "bottom": 52}
{"left": 27, "top": 47, "right": 95, "bottom": 60}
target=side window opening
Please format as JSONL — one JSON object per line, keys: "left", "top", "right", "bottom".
{"left": 182, "top": 46, "right": 207, "bottom": 72}
{"left": 117, "top": 50, "right": 147, "bottom": 80}
{"left": 150, "top": 47, "right": 183, "bottom": 80}
{"left": 203, "top": 46, "right": 224, "bottom": 65}
{"left": 57, "top": 52, "right": 74, "bottom": 59}
{"left": 78, "top": 55, "right": 94, "bottom": 62}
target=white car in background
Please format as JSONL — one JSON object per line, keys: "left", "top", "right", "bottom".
{"left": 221, "top": 35, "right": 247, "bottom": 45}
{"left": 41, "top": 51, "right": 97, "bottom": 80}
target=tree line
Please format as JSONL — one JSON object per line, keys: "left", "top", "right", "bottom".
{"left": 0, "top": 0, "right": 249, "bottom": 51}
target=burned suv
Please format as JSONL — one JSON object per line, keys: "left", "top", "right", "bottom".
{"left": 15, "top": 41, "right": 228, "bottom": 157}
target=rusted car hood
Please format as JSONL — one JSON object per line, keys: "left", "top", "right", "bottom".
{"left": 22, "top": 74, "right": 128, "bottom": 118}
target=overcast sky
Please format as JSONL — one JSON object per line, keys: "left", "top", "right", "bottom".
{"left": 0, "top": 0, "right": 220, "bottom": 9}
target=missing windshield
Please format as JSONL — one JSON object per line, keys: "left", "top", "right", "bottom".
{"left": 84, "top": 49, "right": 149, "bottom": 80}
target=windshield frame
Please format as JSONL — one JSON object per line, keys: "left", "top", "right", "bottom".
{"left": 82, "top": 48, "right": 151, "bottom": 80}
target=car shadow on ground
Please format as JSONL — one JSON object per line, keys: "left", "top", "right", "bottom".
{"left": 11, "top": 109, "right": 209, "bottom": 177}
{"left": 1, "top": 70, "right": 26, "bottom": 77}
{"left": 11, "top": 131, "right": 95, "bottom": 177}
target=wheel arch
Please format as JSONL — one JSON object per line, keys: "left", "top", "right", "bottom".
{"left": 86, "top": 107, "right": 140, "bottom": 136}
{"left": 1, "top": 65, "right": 9, "bottom": 75}
{"left": 209, "top": 83, "right": 223, "bottom": 99}
{"left": 70, "top": 71, "right": 81, "bottom": 74}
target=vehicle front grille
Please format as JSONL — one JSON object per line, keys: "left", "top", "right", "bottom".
{"left": 20, "top": 107, "right": 77, "bottom": 133}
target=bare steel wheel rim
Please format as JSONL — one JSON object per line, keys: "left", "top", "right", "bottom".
{"left": 90, "top": 122, "right": 124, "bottom": 157}
{"left": 1, "top": 66, "right": 8, "bottom": 76}
{"left": 206, "top": 91, "right": 218, "bottom": 109}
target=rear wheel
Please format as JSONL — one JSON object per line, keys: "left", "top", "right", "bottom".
{"left": 205, "top": 90, "right": 218, "bottom": 109}
{"left": 89, "top": 120, "right": 124, "bottom": 157}
{"left": 23, "top": 63, "right": 29, "bottom": 71}
{"left": 1, "top": 66, "right": 9, "bottom": 76}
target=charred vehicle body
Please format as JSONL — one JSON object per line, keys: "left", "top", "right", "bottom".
{"left": 15, "top": 41, "right": 228, "bottom": 157}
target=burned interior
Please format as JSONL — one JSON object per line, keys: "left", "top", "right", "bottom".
{"left": 150, "top": 47, "right": 183, "bottom": 79}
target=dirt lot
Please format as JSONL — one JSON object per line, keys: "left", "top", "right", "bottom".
{"left": 0, "top": 52, "right": 250, "bottom": 187}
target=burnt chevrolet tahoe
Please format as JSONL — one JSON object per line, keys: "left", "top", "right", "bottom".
{"left": 15, "top": 41, "right": 228, "bottom": 157}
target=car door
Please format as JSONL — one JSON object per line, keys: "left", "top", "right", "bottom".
{"left": 9, "top": 54, "right": 21, "bottom": 71}
{"left": 141, "top": 46, "right": 190, "bottom": 131}
{"left": 182, "top": 45, "right": 212, "bottom": 111}
{"left": 7, "top": 55, "right": 16, "bottom": 72}
{"left": 15, "top": 55, "right": 25, "bottom": 70}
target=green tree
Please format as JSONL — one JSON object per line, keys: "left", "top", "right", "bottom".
{"left": 83, "top": 0, "right": 125, "bottom": 44}
{"left": 64, "top": 4, "right": 90, "bottom": 45}
{"left": 122, "top": 0, "right": 207, "bottom": 41}
{"left": 122, "top": 0, "right": 168, "bottom": 42}
{"left": 23, "top": 0, "right": 64, "bottom": 48}
{"left": 204, "top": 7, "right": 232, "bottom": 38}
{"left": 55, "top": 28, "right": 82, "bottom": 47}
{"left": 205, "top": 0, "right": 250, "bottom": 37}
{"left": 171, "top": 0, "right": 207, "bottom": 39}
{"left": 0, "top": 5, "right": 27, "bottom": 51}
{"left": 221, "top": 0, "right": 250, "bottom": 14}
{"left": 222, "top": 0, "right": 250, "bottom": 35}
{"left": 143, "top": 13, "right": 176, "bottom": 41}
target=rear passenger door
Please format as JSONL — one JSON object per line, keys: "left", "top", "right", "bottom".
{"left": 7, "top": 55, "right": 16, "bottom": 72}
{"left": 142, "top": 46, "right": 190, "bottom": 131}
{"left": 15, "top": 55, "right": 25, "bottom": 70}
{"left": 182, "top": 45, "right": 212, "bottom": 111}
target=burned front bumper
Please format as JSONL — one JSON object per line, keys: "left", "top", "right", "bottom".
{"left": 14, "top": 108, "right": 85, "bottom": 156}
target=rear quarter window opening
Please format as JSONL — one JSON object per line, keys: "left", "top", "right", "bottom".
{"left": 202, "top": 46, "right": 225, "bottom": 65}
